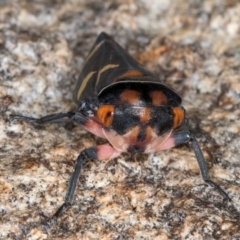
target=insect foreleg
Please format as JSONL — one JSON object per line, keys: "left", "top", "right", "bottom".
{"left": 189, "top": 134, "right": 230, "bottom": 202}
{"left": 50, "top": 144, "right": 120, "bottom": 222}
{"left": 173, "top": 129, "right": 230, "bottom": 202}
{"left": 9, "top": 112, "right": 76, "bottom": 124}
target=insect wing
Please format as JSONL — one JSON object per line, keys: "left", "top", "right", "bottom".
{"left": 73, "top": 32, "right": 157, "bottom": 103}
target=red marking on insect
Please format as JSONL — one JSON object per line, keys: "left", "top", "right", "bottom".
{"left": 119, "top": 89, "right": 141, "bottom": 105}
{"left": 149, "top": 90, "right": 168, "bottom": 106}
{"left": 118, "top": 69, "right": 145, "bottom": 79}
{"left": 139, "top": 107, "right": 151, "bottom": 124}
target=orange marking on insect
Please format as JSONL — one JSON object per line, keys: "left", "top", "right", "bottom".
{"left": 119, "top": 70, "right": 145, "bottom": 79}
{"left": 120, "top": 89, "right": 141, "bottom": 105}
{"left": 96, "top": 105, "right": 115, "bottom": 127}
{"left": 139, "top": 107, "right": 151, "bottom": 124}
{"left": 149, "top": 91, "right": 167, "bottom": 106}
{"left": 172, "top": 107, "right": 184, "bottom": 129}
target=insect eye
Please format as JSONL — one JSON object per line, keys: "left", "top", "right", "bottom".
{"left": 96, "top": 105, "right": 115, "bottom": 127}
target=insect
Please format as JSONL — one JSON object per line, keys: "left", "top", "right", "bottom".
{"left": 10, "top": 32, "right": 229, "bottom": 222}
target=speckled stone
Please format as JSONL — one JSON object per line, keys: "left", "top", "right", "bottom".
{"left": 0, "top": 1, "right": 240, "bottom": 239}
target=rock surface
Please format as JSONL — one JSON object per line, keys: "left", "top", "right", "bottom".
{"left": 0, "top": 1, "right": 240, "bottom": 239}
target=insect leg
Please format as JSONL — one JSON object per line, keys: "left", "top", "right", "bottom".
{"left": 172, "top": 130, "right": 230, "bottom": 201}
{"left": 50, "top": 146, "right": 97, "bottom": 221}
{"left": 50, "top": 144, "right": 121, "bottom": 222}
{"left": 189, "top": 134, "right": 230, "bottom": 202}
{"left": 9, "top": 112, "right": 76, "bottom": 124}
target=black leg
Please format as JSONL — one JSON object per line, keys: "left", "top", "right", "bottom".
{"left": 189, "top": 134, "right": 230, "bottom": 202}
{"left": 9, "top": 110, "right": 90, "bottom": 125}
{"left": 9, "top": 112, "right": 76, "bottom": 124}
{"left": 49, "top": 147, "right": 97, "bottom": 222}
{"left": 172, "top": 130, "right": 230, "bottom": 201}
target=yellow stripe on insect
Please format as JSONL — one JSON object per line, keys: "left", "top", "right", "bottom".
{"left": 77, "top": 71, "right": 97, "bottom": 100}
{"left": 96, "top": 64, "right": 119, "bottom": 85}
{"left": 85, "top": 40, "right": 105, "bottom": 63}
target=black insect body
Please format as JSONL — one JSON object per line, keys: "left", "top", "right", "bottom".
{"left": 10, "top": 32, "right": 229, "bottom": 222}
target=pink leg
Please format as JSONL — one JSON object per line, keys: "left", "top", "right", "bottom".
{"left": 83, "top": 119, "right": 106, "bottom": 139}
{"left": 96, "top": 144, "right": 121, "bottom": 160}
